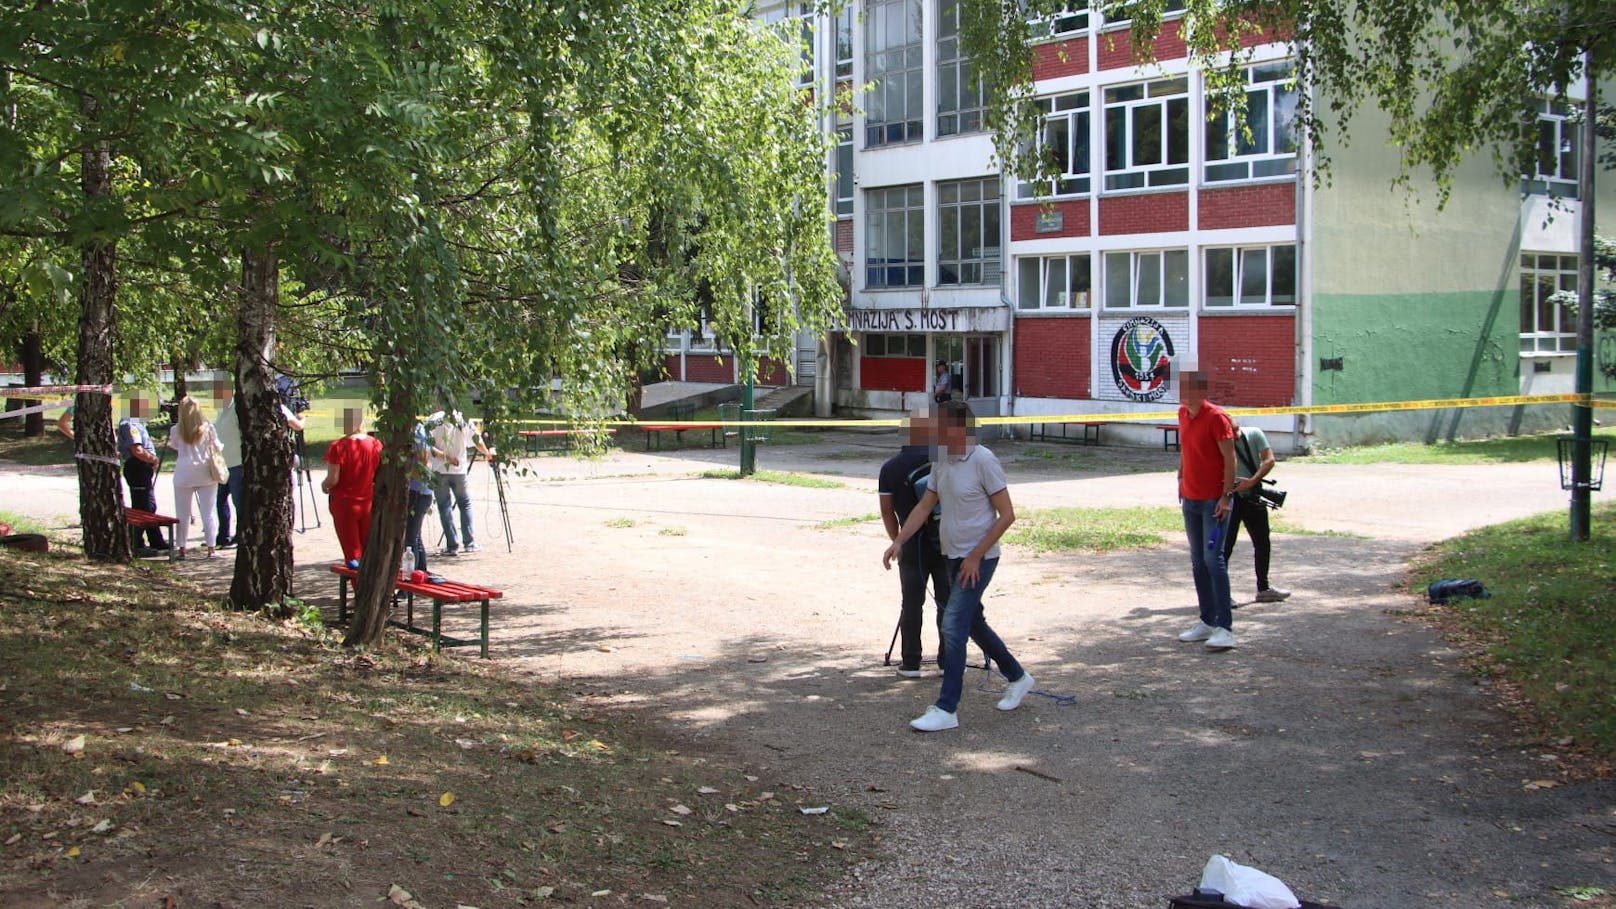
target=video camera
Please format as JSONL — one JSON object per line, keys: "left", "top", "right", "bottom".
{"left": 275, "top": 375, "right": 311, "bottom": 415}
{"left": 1252, "top": 479, "right": 1286, "bottom": 510}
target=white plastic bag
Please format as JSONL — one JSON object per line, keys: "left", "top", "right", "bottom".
{"left": 1199, "top": 855, "right": 1301, "bottom": 909}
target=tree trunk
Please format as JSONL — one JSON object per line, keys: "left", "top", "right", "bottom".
{"left": 228, "top": 242, "right": 296, "bottom": 612}
{"left": 344, "top": 398, "right": 413, "bottom": 648}
{"left": 21, "top": 327, "right": 44, "bottom": 437}
{"left": 172, "top": 355, "right": 187, "bottom": 402}
{"left": 75, "top": 95, "right": 129, "bottom": 564}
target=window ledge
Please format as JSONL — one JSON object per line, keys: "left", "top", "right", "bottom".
{"left": 1099, "top": 183, "right": 1191, "bottom": 199}
{"left": 1198, "top": 306, "right": 1297, "bottom": 316}
{"left": 1200, "top": 174, "right": 1299, "bottom": 190}
{"left": 1014, "top": 309, "right": 1094, "bottom": 318}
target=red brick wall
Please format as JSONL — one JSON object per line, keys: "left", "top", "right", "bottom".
{"left": 1098, "top": 192, "right": 1189, "bottom": 235}
{"left": 835, "top": 218, "right": 853, "bottom": 254}
{"left": 755, "top": 357, "right": 790, "bottom": 387}
{"left": 1010, "top": 200, "right": 1091, "bottom": 241}
{"left": 660, "top": 355, "right": 681, "bottom": 381}
{"left": 1031, "top": 37, "right": 1089, "bottom": 81}
{"left": 1197, "top": 314, "right": 1295, "bottom": 406}
{"left": 860, "top": 356, "right": 926, "bottom": 392}
{"left": 1215, "top": 21, "right": 1296, "bottom": 47}
{"left": 1013, "top": 317, "right": 1091, "bottom": 399}
{"left": 685, "top": 354, "right": 735, "bottom": 384}
{"left": 1197, "top": 182, "right": 1296, "bottom": 230}
{"left": 1098, "top": 21, "right": 1187, "bottom": 70}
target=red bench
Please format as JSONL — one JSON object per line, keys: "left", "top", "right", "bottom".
{"left": 520, "top": 427, "right": 617, "bottom": 454}
{"left": 639, "top": 401, "right": 725, "bottom": 450}
{"left": 1030, "top": 421, "right": 1179, "bottom": 451}
{"left": 124, "top": 507, "right": 178, "bottom": 548}
{"left": 330, "top": 564, "right": 503, "bottom": 657}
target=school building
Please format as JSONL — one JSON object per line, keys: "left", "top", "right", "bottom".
{"left": 656, "top": 3, "right": 1614, "bottom": 447}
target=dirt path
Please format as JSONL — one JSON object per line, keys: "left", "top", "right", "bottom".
{"left": 5, "top": 437, "right": 1614, "bottom": 907}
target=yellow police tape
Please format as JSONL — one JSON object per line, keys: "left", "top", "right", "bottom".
{"left": 504, "top": 392, "right": 1609, "bottom": 429}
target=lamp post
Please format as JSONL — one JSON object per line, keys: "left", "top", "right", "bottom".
{"left": 1570, "top": 48, "right": 1597, "bottom": 541}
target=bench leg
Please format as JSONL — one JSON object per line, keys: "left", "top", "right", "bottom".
{"left": 479, "top": 598, "right": 490, "bottom": 658}
{"left": 431, "top": 600, "right": 443, "bottom": 652}
{"left": 338, "top": 575, "right": 349, "bottom": 624}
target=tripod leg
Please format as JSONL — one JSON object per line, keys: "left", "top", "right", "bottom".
{"left": 884, "top": 616, "right": 901, "bottom": 666}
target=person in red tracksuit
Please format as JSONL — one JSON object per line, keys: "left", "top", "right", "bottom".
{"left": 322, "top": 407, "right": 382, "bottom": 564}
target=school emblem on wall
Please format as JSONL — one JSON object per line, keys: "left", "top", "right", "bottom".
{"left": 1109, "top": 317, "right": 1176, "bottom": 403}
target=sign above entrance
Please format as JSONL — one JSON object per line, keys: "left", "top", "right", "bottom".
{"left": 844, "top": 305, "right": 1009, "bottom": 334}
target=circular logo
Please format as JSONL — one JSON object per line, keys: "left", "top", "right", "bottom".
{"left": 1110, "top": 317, "right": 1176, "bottom": 402}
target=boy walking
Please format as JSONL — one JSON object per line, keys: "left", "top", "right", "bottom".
{"left": 883, "top": 401, "right": 1033, "bottom": 732}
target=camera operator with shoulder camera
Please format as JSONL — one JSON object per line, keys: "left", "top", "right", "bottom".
{"left": 1224, "top": 422, "right": 1290, "bottom": 605}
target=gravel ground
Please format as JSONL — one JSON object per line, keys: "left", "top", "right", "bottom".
{"left": 5, "top": 433, "right": 1614, "bottom": 908}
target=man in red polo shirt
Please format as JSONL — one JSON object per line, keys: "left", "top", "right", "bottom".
{"left": 1176, "top": 370, "right": 1239, "bottom": 651}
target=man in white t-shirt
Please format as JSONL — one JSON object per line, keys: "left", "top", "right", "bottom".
{"left": 213, "top": 384, "right": 304, "bottom": 548}
{"left": 427, "top": 405, "right": 492, "bottom": 556}
{"left": 883, "top": 400, "right": 1034, "bottom": 732}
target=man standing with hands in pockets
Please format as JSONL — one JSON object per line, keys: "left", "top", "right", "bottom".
{"left": 883, "top": 400, "right": 1034, "bottom": 732}
{"left": 1175, "top": 370, "right": 1239, "bottom": 652}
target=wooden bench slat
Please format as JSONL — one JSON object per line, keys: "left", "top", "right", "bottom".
{"left": 329, "top": 563, "right": 500, "bottom": 656}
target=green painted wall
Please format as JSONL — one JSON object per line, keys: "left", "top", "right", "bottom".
{"left": 1312, "top": 290, "right": 1516, "bottom": 403}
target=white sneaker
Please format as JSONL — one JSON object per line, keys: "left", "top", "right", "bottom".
{"left": 997, "top": 672, "right": 1035, "bottom": 711}
{"left": 1204, "top": 628, "right": 1237, "bottom": 651}
{"left": 895, "top": 667, "right": 923, "bottom": 679}
{"left": 909, "top": 705, "right": 958, "bottom": 732}
{"left": 1178, "top": 622, "right": 1216, "bottom": 643}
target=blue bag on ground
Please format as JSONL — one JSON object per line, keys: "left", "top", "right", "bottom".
{"left": 1427, "top": 579, "right": 1491, "bottom": 604}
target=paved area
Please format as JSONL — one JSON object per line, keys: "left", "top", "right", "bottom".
{"left": 3, "top": 433, "right": 1613, "bottom": 908}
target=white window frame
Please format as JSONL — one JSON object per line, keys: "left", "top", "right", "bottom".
{"left": 1520, "top": 252, "right": 1579, "bottom": 355}
{"left": 1204, "top": 62, "right": 1300, "bottom": 184}
{"left": 1030, "top": 6, "right": 1091, "bottom": 41}
{"left": 937, "top": 0, "right": 985, "bottom": 137}
{"left": 834, "top": 122, "right": 854, "bottom": 216}
{"left": 864, "top": 0, "right": 924, "bottom": 147}
{"left": 755, "top": 2, "right": 816, "bottom": 86}
{"left": 1017, "top": 91, "right": 1092, "bottom": 199}
{"left": 1203, "top": 244, "right": 1296, "bottom": 308}
{"left": 937, "top": 177, "right": 1002, "bottom": 287}
{"left": 1102, "top": 77, "right": 1190, "bottom": 191}
{"left": 863, "top": 332, "right": 928, "bottom": 358}
{"left": 834, "top": 4, "right": 854, "bottom": 79}
{"left": 1527, "top": 98, "right": 1580, "bottom": 198}
{"left": 865, "top": 184, "right": 926, "bottom": 289}
{"left": 1103, "top": 248, "right": 1189, "bottom": 309}
{"left": 1016, "top": 253, "right": 1093, "bottom": 310}
{"left": 1098, "top": 0, "right": 1185, "bottom": 31}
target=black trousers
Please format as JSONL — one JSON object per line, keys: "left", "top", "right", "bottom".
{"left": 121, "top": 458, "right": 166, "bottom": 548}
{"left": 897, "top": 529, "right": 951, "bottom": 669}
{"left": 1221, "top": 494, "right": 1271, "bottom": 591}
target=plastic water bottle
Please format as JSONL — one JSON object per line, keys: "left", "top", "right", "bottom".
{"left": 399, "top": 546, "right": 414, "bottom": 581}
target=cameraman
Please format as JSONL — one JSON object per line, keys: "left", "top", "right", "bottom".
{"left": 1223, "top": 422, "right": 1290, "bottom": 604}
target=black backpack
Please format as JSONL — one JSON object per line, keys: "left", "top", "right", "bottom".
{"left": 904, "top": 461, "right": 941, "bottom": 524}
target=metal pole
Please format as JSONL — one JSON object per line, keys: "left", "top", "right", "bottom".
{"left": 1571, "top": 48, "right": 1597, "bottom": 541}
{"left": 740, "top": 372, "right": 756, "bottom": 476}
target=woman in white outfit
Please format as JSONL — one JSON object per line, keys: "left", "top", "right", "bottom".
{"left": 166, "top": 395, "right": 224, "bottom": 560}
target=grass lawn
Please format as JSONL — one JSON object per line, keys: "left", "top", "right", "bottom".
{"left": 699, "top": 468, "right": 845, "bottom": 489}
{"left": 1006, "top": 505, "right": 1183, "bottom": 553}
{"left": 1302, "top": 427, "right": 1616, "bottom": 465}
{"left": 0, "top": 545, "right": 869, "bottom": 906}
{"left": 1411, "top": 502, "right": 1616, "bottom": 764}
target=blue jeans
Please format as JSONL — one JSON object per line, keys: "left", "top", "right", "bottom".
{"left": 215, "top": 465, "right": 244, "bottom": 542}
{"left": 1182, "top": 498, "right": 1234, "bottom": 631}
{"left": 434, "top": 472, "right": 474, "bottom": 550}
{"left": 936, "top": 557, "right": 1025, "bottom": 714}
{"left": 407, "top": 488, "right": 433, "bottom": 571}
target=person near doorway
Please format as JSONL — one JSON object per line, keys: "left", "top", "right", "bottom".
{"left": 932, "top": 360, "right": 952, "bottom": 403}
{"left": 1223, "top": 422, "right": 1291, "bottom": 605}
{"left": 878, "top": 405, "right": 950, "bottom": 678}
{"left": 883, "top": 400, "right": 1034, "bottom": 732}
{"left": 1176, "top": 370, "right": 1239, "bottom": 652}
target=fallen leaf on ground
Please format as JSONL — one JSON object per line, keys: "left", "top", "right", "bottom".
{"left": 641, "top": 895, "right": 668, "bottom": 903}
{"left": 668, "top": 804, "right": 691, "bottom": 816}
{"left": 91, "top": 819, "right": 114, "bottom": 834}
{"left": 388, "top": 883, "right": 422, "bottom": 907}
{"left": 439, "top": 792, "right": 455, "bottom": 808}
{"left": 374, "top": 755, "right": 389, "bottom": 766}
{"left": 587, "top": 739, "right": 609, "bottom": 752}
{"left": 127, "top": 781, "right": 146, "bottom": 794}
{"left": 1523, "top": 779, "right": 1561, "bottom": 790}
{"left": 75, "top": 791, "right": 97, "bottom": 805}
{"left": 315, "top": 832, "right": 335, "bottom": 848}
{"left": 234, "top": 707, "right": 250, "bottom": 716}
{"left": 62, "top": 735, "right": 85, "bottom": 754}
{"left": 4, "top": 833, "right": 21, "bottom": 845}
{"left": 661, "top": 819, "right": 682, "bottom": 827}
{"left": 65, "top": 846, "right": 80, "bottom": 858}
{"left": 533, "top": 887, "right": 555, "bottom": 899}
{"left": 591, "top": 890, "right": 612, "bottom": 897}
{"left": 697, "top": 786, "right": 720, "bottom": 795}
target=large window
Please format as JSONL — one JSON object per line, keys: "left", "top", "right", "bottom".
{"left": 1520, "top": 253, "right": 1578, "bottom": 354}
{"left": 1017, "top": 254, "right": 1092, "bottom": 310}
{"left": 755, "top": 2, "right": 815, "bottom": 86}
{"left": 937, "top": 177, "right": 1001, "bottom": 286}
{"left": 834, "top": 4, "right": 854, "bottom": 78}
{"left": 864, "top": 333, "right": 927, "bottom": 357}
{"left": 1017, "top": 91, "right": 1091, "bottom": 199}
{"left": 834, "top": 123, "right": 854, "bottom": 216}
{"left": 1104, "top": 249, "right": 1189, "bottom": 308}
{"left": 1528, "top": 98, "right": 1580, "bottom": 198}
{"left": 865, "top": 0, "right": 924, "bottom": 147}
{"left": 1204, "top": 244, "right": 1296, "bottom": 307}
{"left": 937, "top": 0, "right": 984, "bottom": 137}
{"left": 866, "top": 184, "right": 925, "bottom": 289}
{"left": 1103, "top": 78, "right": 1189, "bottom": 190}
{"left": 1205, "top": 62, "right": 1300, "bottom": 183}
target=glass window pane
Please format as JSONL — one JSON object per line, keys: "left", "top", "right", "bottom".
{"left": 1071, "top": 255, "right": 1092, "bottom": 307}
{"left": 1164, "top": 250, "right": 1188, "bottom": 307}
{"left": 1167, "top": 97, "right": 1189, "bottom": 164}
{"left": 1271, "top": 245, "right": 1296, "bottom": 304}
{"left": 1106, "top": 253, "right": 1131, "bottom": 308}
{"left": 867, "top": 334, "right": 886, "bottom": 356}
{"left": 1073, "top": 110, "right": 1091, "bottom": 174}
{"left": 1045, "top": 257, "right": 1067, "bottom": 307}
{"left": 1205, "top": 248, "right": 1234, "bottom": 306}
{"left": 1238, "top": 89, "right": 1268, "bottom": 156}
{"left": 1274, "top": 84, "right": 1300, "bottom": 153}
{"left": 1018, "top": 258, "right": 1041, "bottom": 309}
{"left": 1105, "top": 106, "right": 1127, "bottom": 171}
{"left": 1133, "top": 103, "right": 1162, "bottom": 166}
{"left": 1137, "top": 252, "right": 1161, "bottom": 305}
{"left": 1240, "top": 247, "right": 1269, "bottom": 303}
{"left": 1206, "top": 110, "right": 1231, "bottom": 161}
{"left": 1520, "top": 275, "right": 1534, "bottom": 333}
{"left": 1046, "top": 116, "right": 1071, "bottom": 175}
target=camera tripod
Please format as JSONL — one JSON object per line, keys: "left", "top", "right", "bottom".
{"left": 292, "top": 430, "right": 321, "bottom": 533}
{"left": 429, "top": 450, "right": 514, "bottom": 553}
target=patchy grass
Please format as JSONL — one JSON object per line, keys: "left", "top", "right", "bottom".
{"left": 604, "top": 518, "right": 637, "bottom": 529}
{"left": 1410, "top": 502, "right": 1616, "bottom": 766}
{"left": 1269, "top": 514, "right": 1368, "bottom": 539}
{"left": 0, "top": 547, "right": 871, "bottom": 907}
{"left": 817, "top": 513, "right": 881, "bottom": 530}
{"left": 1006, "top": 506, "right": 1182, "bottom": 554}
{"left": 0, "top": 427, "right": 74, "bottom": 467}
{"left": 699, "top": 469, "right": 845, "bottom": 489}
{"left": 0, "top": 510, "right": 48, "bottom": 536}
{"left": 657, "top": 526, "right": 687, "bottom": 537}
{"left": 1302, "top": 427, "right": 1616, "bottom": 466}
